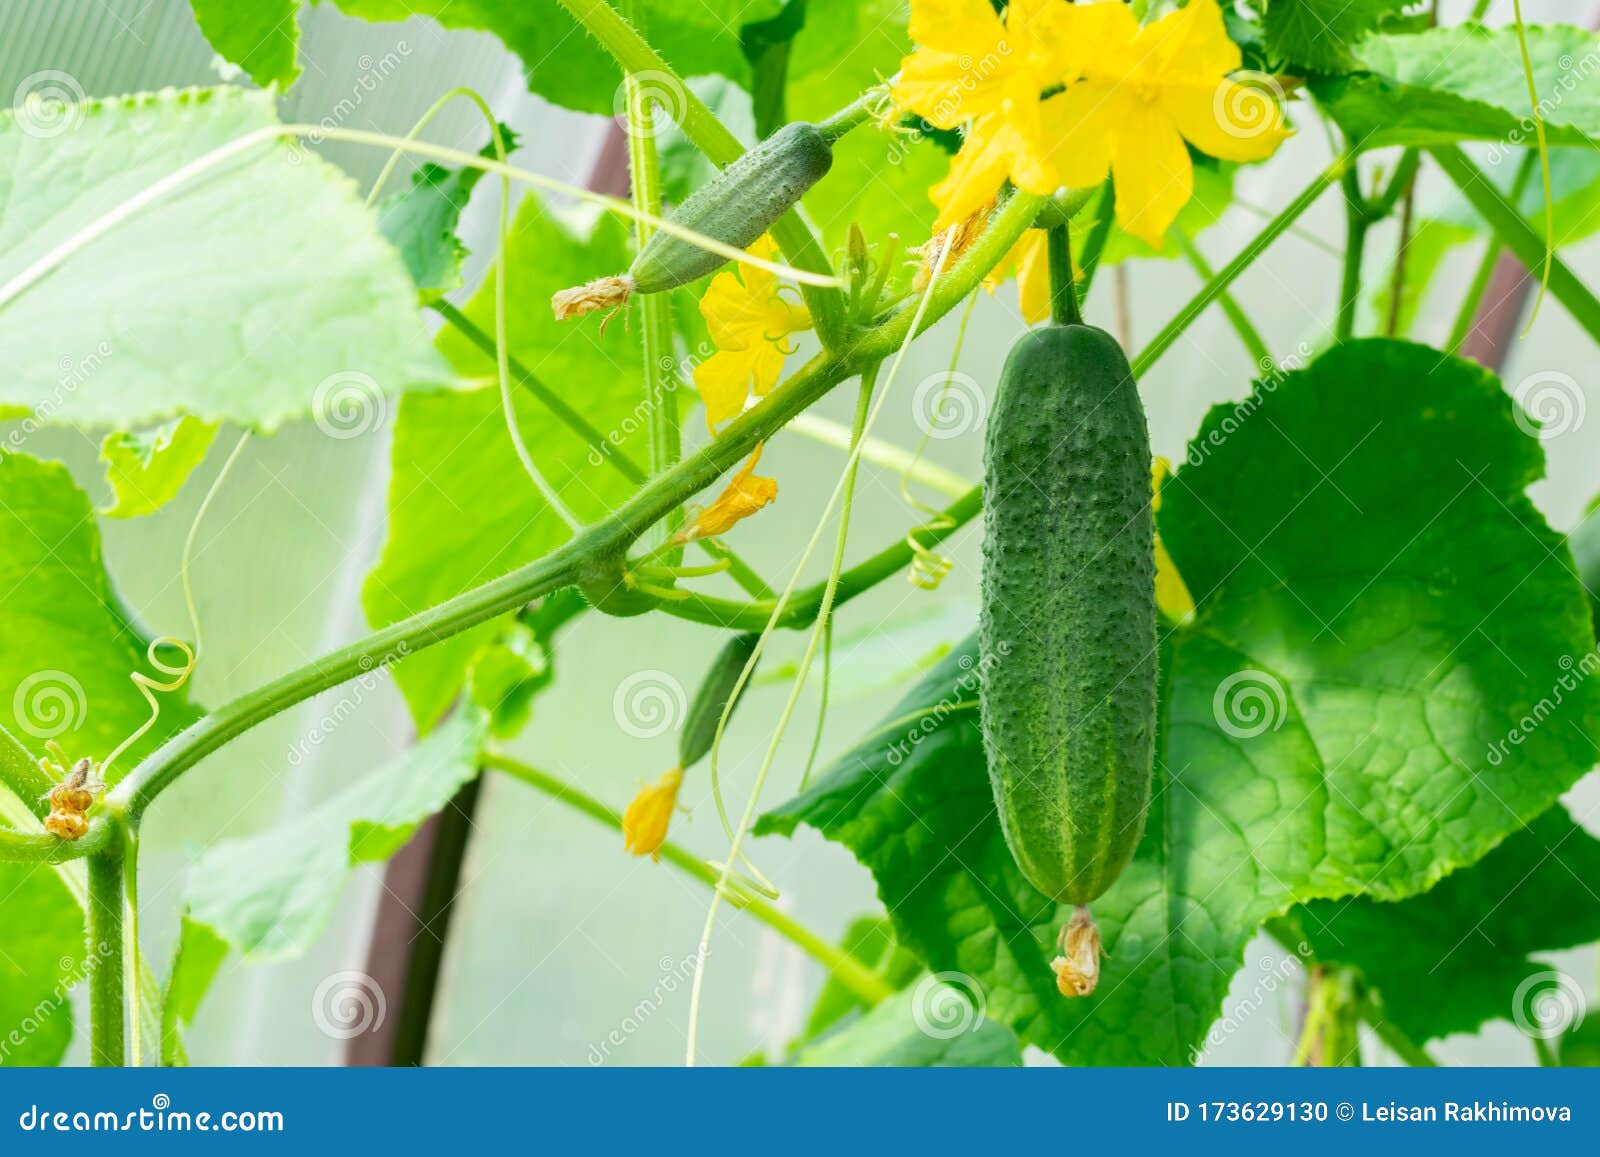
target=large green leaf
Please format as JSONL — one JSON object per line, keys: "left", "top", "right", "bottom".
{"left": 190, "top": 0, "right": 302, "bottom": 89}
{"left": 760, "top": 339, "right": 1598, "bottom": 1065}
{"left": 0, "top": 86, "right": 441, "bottom": 431}
{"left": 364, "top": 196, "right": 647, "bottom": 729}
{"left": 331, "top": 0, "right": 784, "bottom": 116}
{"left": 790, "top": 979, "right": 1022, "bottom": 1066}
{"left": 1316, "top": 24, "right": 1600, "bottom": 149}
{"left": 1290, "top": 804, "right": 1600, "bottom": 1045}
{"left": 0, "top": 453, "right": 202, "bottom": 1065}
{"left": 181, "top": 709, "right": 485, "bottom": 961}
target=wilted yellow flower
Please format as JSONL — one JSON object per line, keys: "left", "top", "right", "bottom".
{"left": 673, "top": 446, "right": 778, "bottom": 544}
{"left": 1151, "top": 456, "right": 1196, "bottom": 620}
{"left": 894, "top": 0, "right": 1070, "bottom": 227}
{"left": 1051, "top": 906, "right": 1103, "bottom": 997}
{"left": 1042, "top": 0, "right": 1291, "bottom": 247}
{"left": 692, "top": 237, "right": 811, "bottom": 431}
{"left": 622, "top": 766, "right": 684, "bottom": 860}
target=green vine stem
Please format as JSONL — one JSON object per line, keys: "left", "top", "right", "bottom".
{"left": 1132, "top": 165, "right": 1337, "bottom": 376}
{"left": 1175, "top": 233, "right": 1270, "bottom": 365}
{"left": 1336, "top": 164, "right": 1369, "bottom": 342}
{"left": 483, "top": 752, "right": 894, "bottom": 1004}
{"left": 1430, "top": 144, "right": 1600, "bottom": 343}
{"left": 1046, "top": 223, "right": 1082, "bottom": 326}
{"left": 87, "top": 848, "right": 126, "bottom": 1067}
{"left": 1443, "top": 150, "right": 1540, "bottom": 353}
{"left": 52, "top": 188, "right": 1041, "bottom": 838}
{"left": 552, "top": 0, "right": 846, "bottom": 346}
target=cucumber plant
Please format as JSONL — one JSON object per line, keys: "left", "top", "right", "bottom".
{"left": 0, "top": 0, "right": 1597, "bottom": 1073}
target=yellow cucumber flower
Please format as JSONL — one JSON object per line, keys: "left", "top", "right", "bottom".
{"left": 674, "top": 445, "right": 778, "bottom": 544}
{"left": 893, "top": 0, "right": 1071, "bottom": 227}
{"left": 623, "top": 765, "right": 684, "bottom": 860}
{"left": 692, "top": 237, "right": 811, "bottom": 432}
{"left": 1042, "top": 0, "right": 1291, "bottom": 247}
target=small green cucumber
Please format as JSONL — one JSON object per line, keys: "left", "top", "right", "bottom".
{"left": 630, "top": 121, "right": 833, "bottom": 293}
{"left": 679, "top": 632, "right": 760, "bottom": 768}
{"left": 979, "top": 322, "right": 1157, "bottom": 908}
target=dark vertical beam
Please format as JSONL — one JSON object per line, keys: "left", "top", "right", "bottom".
{"left": 346, "top": 124, "right": 630, "bottom": 1067}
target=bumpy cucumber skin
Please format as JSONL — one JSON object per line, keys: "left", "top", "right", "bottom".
{"left": 630, "top": 122, "right": 833, "bottom": 293}
{"left": 979, "top": 323, "right": 1157, "bottom": 906}
{"left": 679, "top": 633, "right": 760, "bottom": 768}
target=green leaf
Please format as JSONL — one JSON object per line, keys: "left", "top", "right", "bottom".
{"left": 1291, "top": 804, "right": 1600, "bottom": 1045}
{"left": 798, "top": 915, "right": 922, "bottom": 1046}
{"left": 790, "top": 979, "right": 1022, "bottom": 1067}
{"left": 189, "top": 0, "right": 302, "bottom": 89}
{"left": 364, "top": 196, "right": 648, "bottom": 729}
{"left": 1261, "top": 0, "right": 1407, "bottom": 74}
{"left": 160, "top": 917, "right": 228, "bottom": 1066}
{"left": 1558, "top": 1017, "right": 1600, "bottom": 1066}
{"left": 760, "top": 339, "right": 1598, "bottom": 1065}
{"left": 0, "top": 86, "right": 442, "bottom": 431}
{"left": 331, "top": 0, "right": 784, "bottom": 116}
{"left": 182, "top": 709, "right": 485, "bottom": 961}
{"left": 465, "top": 588, "right": 584, "bottom": 739}
{"left": 378, "top": 128, "right": 516, "bottom": 302}
{"left": 1316, "top": 24, "right": 1600, "bottom": 149}
{"left": 0, "top": 453, "right": 202, "bottom": 1066}
{"left": 98, "top": 417, "right": 219, "bottom": 519}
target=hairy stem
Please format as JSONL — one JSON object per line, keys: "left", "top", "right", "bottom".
{"left": 483, "top": 752, "right": 894, "bottom": 1004}
{"left": 1176, "top": 232, "right": 1269, "bottom": 365}
{"left": 87, "top": 849, "right": 126, "bottom": 1067}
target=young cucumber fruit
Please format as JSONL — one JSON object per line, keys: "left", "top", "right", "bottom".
{"left": 552, "top": 122, "right": 832, "bottom": 318}
{"left": 979, "top": 322, "right": 1157, "bottom": 917}
{"left": 679, "top": 632, "right": 760, "bottom": 769}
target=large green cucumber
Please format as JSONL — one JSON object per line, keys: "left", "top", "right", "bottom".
{"left": 630, "top": 121, "right": 833, "bottom": 293}
{"left": 979, "top": 322, "right": 1157, "bottom": 908}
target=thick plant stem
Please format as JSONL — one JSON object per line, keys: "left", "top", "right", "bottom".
{"left": 1132, "top": 166, "right": 1336, "bottom": 376}
{"left": 1047, "top": 223, "right": 1081, "bottom": 326}
{"left": 483, "top": 753, "right": 894, "bottom": 1005}
{"left": 551, "top": 0, "right": 846, "bottom": 346}
{"left": 1430, "top": 144, "right": 1600, "bottom": 343}
{"left": 87, "top": 849, "right": 126, "bottom": 1067}
{"left": 1336, "top": 166, "right": 1369, "bottom": 341}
